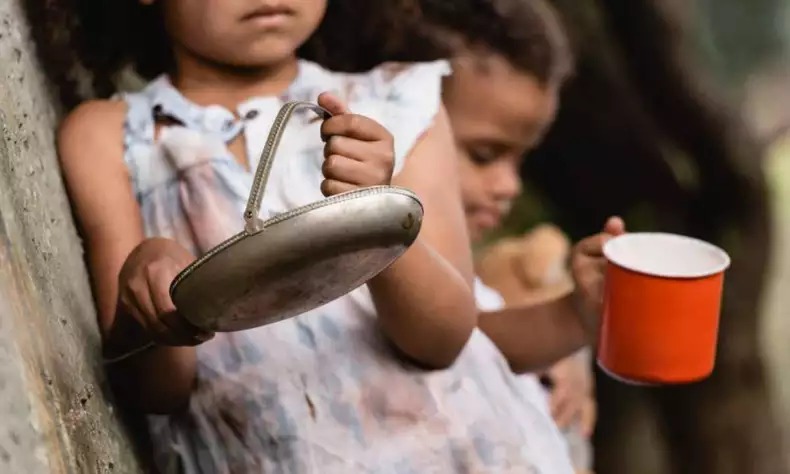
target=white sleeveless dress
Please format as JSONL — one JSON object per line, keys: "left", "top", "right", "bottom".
{"left": 120, "top": 59, "right": 573, "bottom": 473}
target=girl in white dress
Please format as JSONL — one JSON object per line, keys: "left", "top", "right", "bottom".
{"left": 57, "top": 0, "right": 620, "bottom": 471}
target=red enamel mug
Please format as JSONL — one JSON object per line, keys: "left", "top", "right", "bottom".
{"left": 598, "top": 233, "right": 731, "bottom": 384}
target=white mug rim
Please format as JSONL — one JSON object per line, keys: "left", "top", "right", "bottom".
{"left": 603, "top": 232, "right": 731, "bottom": 279}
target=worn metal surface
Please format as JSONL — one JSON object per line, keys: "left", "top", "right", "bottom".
{"left": 0, "top": 1, "right": 143, "bottom": 472}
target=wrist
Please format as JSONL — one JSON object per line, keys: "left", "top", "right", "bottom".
{"left": 571, "top": 289, "right": 600, "bottom": 347}
{"left": 103, "top": 309, "right": 156, "bottom": 363}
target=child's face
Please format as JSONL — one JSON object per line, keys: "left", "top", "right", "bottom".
{"left": 444, "top": 54, "right": 559, "bottom": 243}
{"left": 149, "top": 0, "right": 327, "bottom": 68}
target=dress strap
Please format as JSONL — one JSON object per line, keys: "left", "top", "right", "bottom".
{"left": 118, "top": 90, "right": 157, "bottom": 198}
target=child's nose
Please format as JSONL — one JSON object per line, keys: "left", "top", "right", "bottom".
{"left": 492, "top": 169, "right": 522, "bottom": 199}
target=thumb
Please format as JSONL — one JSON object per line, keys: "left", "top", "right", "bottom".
{"left": 603, "top": 216, "right": 626, "bottom": 236}
{"left": 580, "top": 400, "right": 597, "bottom": 438}
{"left": 318, "top": 91, "right": 350, "bottom": 115}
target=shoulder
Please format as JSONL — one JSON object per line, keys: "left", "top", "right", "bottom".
{"left": 58, "top": 99, "right": 127, "bottom": 153}
{"left": 340, "top": 60, "right": 451, "bottom": 105}
{"left": 58, "top": 99, "right": 128, "bottom": 167}
{"left": 301, "top": 59, "right": 451, "bottom": 94}
{"left": 360, "top": 60, "right": 451, "bottom": 88}
{"left": 307, "top": 60, "right": 453, "bottom": 168}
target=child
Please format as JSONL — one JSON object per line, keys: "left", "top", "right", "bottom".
{"left": 434, "top": 0, "right": 603, "bottom": 471}
{"left": 478, "top": 227, "right": 596, "bottom": 471}
{"left": 56, "top": 0, "right": 619, "bottom": 472}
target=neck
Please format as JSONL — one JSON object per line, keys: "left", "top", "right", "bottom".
{"left": 170, "top": 48, "right": 300, "bottom": 112}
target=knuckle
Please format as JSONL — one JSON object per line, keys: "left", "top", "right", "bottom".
{"left": 320, "top": 119, "right": 331, "bottom": 138}
{"left": 326, "top": 135, "right": 342, "bottom": 153}
{"left": 376, "top": 167, "right": 390, "bottom": 184}
{"left": 322, "top": 156, "right": 342, "bottom": 178}
{"left": 119, "top": 293, "right": 135, "bottom": 312}
{"left": 320, "top": 179, "right": 332, "bottom": 197}
{"left": 325, "top": 154, "right": 340, "bottom": 171}
{"left": 346, "top": 114, "right": 360, "bottom": 131}
{"left": 378, "top": 146, "right": 394, "bottom": 165}
{"left": 570, "top": 258, "right": 584, "bottom": 275}
{"left": 383, "top": 132, "right": 395, "bottom": 148}
{"left": 321, "top": 156, "right": 332, "bottom": 175}
{"left": 127, "top": 279, "right": 148, "bottom": 298}
{"left": 144, "top": 262, "right": 158, "bottom": 280}
{"left": 146, "top": 260, "right": 176, "bottom": 288}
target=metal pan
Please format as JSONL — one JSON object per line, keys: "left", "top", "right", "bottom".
{"left": 169, "top": 101, "right": 423, "bottom": 332}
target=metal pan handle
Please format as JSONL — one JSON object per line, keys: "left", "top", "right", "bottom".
{"left": 243, "top": 102, "right": 331, "bottom": 233}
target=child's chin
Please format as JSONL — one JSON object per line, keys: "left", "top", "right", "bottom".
{"left": 469, "top": 226, "right": 486, "bottom": 244}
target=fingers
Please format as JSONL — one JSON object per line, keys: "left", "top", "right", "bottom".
{"left": 147, "top": 261, "right": 178, "bottom": 315}
{"left": 603, "top": 216, "right": 626, "bottom": 236}
{"left": 160, "top": 311, "right": 215, "bottom": 346}
{"left": 579, "top": 399, "right": 598, "bottom": 438}
{"left": 119, "top": 291, "right": 158, "bottom": 335}
{"left": 322, "top": 154, "right": 373, "bottom": 185}
{"left": 118, "top": 238, "right": 210, "bottom": 347}
{"left": 322, "top": 152, "right": 391, "bottom": 187}
{"left": 317, "top": 92, "right": 350, "bottom": 116}
{"left": 320, "top": 114, "right": 394, "bottom": 195}
{"left": 324, "top": 135, "right": 392, "bottom": 162}
{"left": 123, "top": 280, "right": 171, "bottom": 343}
{"left": 548, "top": 363, "right": 595, "bottom": 434}
{"left": 317, "top": 91, "right": 395, "bottom": 195}
{"left": 318, "top": 91, "right": 391, "bottom": 143}
{"left": 571, "top": 248, "right": 607, "bottom": 283}
{"left": 144, "top": 262, "right": 210, "bottom": 345}
{"left": 320, "top": 179, "right": 356, "bottom": 197}
{"left": 321, "top": 114, "right": 388, "bottom": 142}
{"left": 550, "top": 388, "right": 576, "bottom": 429}
{"left": 576, "top": 216, "right": 627, "bottom": 257}
{"left": 575, "top": 233, "right": 610, "bottom": 258}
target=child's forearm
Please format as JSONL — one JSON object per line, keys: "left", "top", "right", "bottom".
{"left": 110, "top": 345, "right": 197, "bottom": 414}
{"left": 478, "top": 294, "right": 588, "bottom": 373}
{"left": 105, "top": 309, "right": 197, "bottom": 414}
{"left": 368, "top": 240, "right": 477, "bottom": 369}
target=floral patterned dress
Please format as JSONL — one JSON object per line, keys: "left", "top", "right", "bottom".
{"left": 120, "top": 59, "right": 573, "bottom": 474}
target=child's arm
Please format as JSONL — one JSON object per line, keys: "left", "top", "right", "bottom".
{"left": 317, "top": 93, "right": 476, "bottom": 369}
{"left": 367, "top": 106, "right": 477, "bottom": 369}
{"left": 479, "top": 294, "right": 586, "bottom": 373}
{"left": 480, "top": 218, "right": 625, "bottom": 373}
{"left": 58, "top": 101, "right": 202, "bottom": 413}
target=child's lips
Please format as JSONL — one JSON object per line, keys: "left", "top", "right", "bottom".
{"left": 475, "top": 209, "right": 503, "bottom": 230}
{"left": 242, "top": 4, "right": 294, "bottom": 26}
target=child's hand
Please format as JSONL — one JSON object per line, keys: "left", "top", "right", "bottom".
{"left": 546, "top": 355, "right": 597, "bottom": 438}
{"left": 570, "top": 216, "right": 626, "bottom": 334}
{"left": 318, "top": 92, "right": 395, "bottom": 196}
{"left": 118, "top": 238, "right": 214, "bottom": 346}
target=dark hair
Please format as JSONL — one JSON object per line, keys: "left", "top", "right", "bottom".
{"left": 417, "top": 0, "right": 574, "bottom": 86}
{"left": 23, "top": 0, "right": 570, "bottom": 108}
{"left": 22, "top": 0, "right": 438, "bottom": 108}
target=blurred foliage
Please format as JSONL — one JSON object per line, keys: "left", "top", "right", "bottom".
{"left": 496, "top": 0, "right": 790, "bottom": 243}
{"left": 695, "top": 0, "right": 790, "bottom": 91}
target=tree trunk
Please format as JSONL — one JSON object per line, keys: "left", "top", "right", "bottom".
{"left": 531, "top": 1, "right": 785, "bottom": 472}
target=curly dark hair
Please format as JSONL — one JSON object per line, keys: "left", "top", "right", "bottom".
{"left": 309, "top": 0, "right": 574, "bottom": 85}
{"left": 416, "top": 0, "right": 574, "bottom": 86}
{"left": 22, "top": 0, "right": 439, "bottom": 108}
{"left": 23, "top": 0, "right": 570, "bottom": 109}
